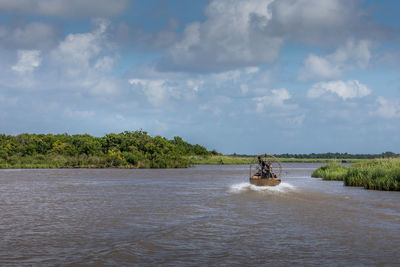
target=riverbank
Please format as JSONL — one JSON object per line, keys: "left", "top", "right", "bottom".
{"left": 0, "top": 155, "right": 363, "bottom": 169}
{"left": 312, "top": 159, "right": 400, "bottom": 191}
{"left": 0, "top": 154, "right": 193, "bottom": 169}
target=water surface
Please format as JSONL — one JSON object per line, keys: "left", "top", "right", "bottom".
{"left": 1, "top": 163, "right": 399, "bottom": 266}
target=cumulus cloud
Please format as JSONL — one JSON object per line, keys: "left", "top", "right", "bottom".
{"left": 307, "top": 80, "right": 372, "bottom": 100}
{"left": 373, "top": 97, "right": 400, "bottom": 119}
{"left": 94, "top": 56, "right": 114, "bottom": 72}
{"left": 34, "top": 20, "right": 123, "bottom": 96}
{"left": 155, "top": 0, "right": 388, "bottom": 73}
{"left": 299, "top": 40, "right": 372, "bottom": 81}
{"left": 158, "top": 0, "right": 282, "bottom": 72}
{"left": 127, "top": 64, "right": 272, "bottom": 109}
{"left": 48, "top": 19, "right": 122, "bottom": 97}
{"left": 0, "top": 0, "right": 128, "bottom": 17}
{"left": 12, "top": 50, "right": 41, "bottom": 73}
{"left": 253, "top": 88, "right": 293, "bottom": 112}
{"left": 129, "top": 79, "right": 172, "bottom": 107}
{"left": 51, "top": 20, "right": 109, "bottom": 75}
{"left": 129, "top": 76, "right": 201, "bottom": 107}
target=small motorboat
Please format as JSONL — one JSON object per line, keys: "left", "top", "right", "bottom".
{"left": 249, "top": 154, "right": 281, "bottom": 186}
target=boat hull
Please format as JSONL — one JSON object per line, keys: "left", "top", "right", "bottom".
{"left": 250, "top": 175, "right": 281, "bottom": 186}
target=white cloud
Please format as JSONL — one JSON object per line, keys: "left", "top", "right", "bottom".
{"left": 307, "top": 80, "right": 372, "bottom": 100}
{"left": 51, "top": 20, "right": 109, "bottom": 77}
{"left": 253, "top": 88, "right": 292, "bottom": 112}
{"left": 89, "top": 79, "right": 120, "bottom": 96}
{"left": 128, "top": 63, "right": 271, "bottom": 108}
{"left": 286, "top": 114, "right": 305, "bottom": 127}
{"left": 0, "top": 0, "right": 128, "bottom": 17}
{"left": 159, "top": 0, "right": 282, "bottom": 72}
{"left": 129, "top": 79, "right": 177, "bottom": 107}
{"left": 298, "top": 54, "right": 342, "bottom": 81}
{"left": 245, "top": 67, "right": 260, "bottom": 74}
{"left": 12, "top": 50, "right": 41, "bottom": 73}
{"left": 240, "top": 84, "right": 249, "bottom": 96}
{"left": 129, "top": 76, "right": 201, "bottom": 107}
{"left": 64, "top": 108, "right": 95, "bottom": 118}
{"left": 212, "top": 70, "right": 242, "bottom": 86}
{"left": 299, "top": 40, "right": 372, "bottom": 81}
{"left": 186, "top": 80, "right": 203, "bottom": 92}
{"left": 46, "top": 20, "right": 122, "bottom": 96}
{"left": 94, "top": 56, "right": 114, "bottom": 72}
{"left": 157, "top": 0, "right": 385, "bottom": 73}
{"left": 373, "top": 97, "right": 400, "bottom": 119}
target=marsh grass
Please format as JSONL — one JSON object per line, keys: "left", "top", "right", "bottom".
{"left": 311, "top": 163, "right": 349, "bottom": 181}
{"left": 344, "top": 159, "right": 400, "bottom": 191}
{"left": 312, "top": 159, "right": 400, "bottom": 191}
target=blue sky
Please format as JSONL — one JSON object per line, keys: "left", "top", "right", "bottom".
{"left": 0, "top": 0, "right": 400, "bottom": 154}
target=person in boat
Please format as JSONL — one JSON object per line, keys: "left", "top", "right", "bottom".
{"left": 257, "top": 156, "right": 274, "bottom": 178}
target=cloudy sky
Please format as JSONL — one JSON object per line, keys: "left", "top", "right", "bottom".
{"left": 1, "top": 0, "right": 400, "bottom": 154}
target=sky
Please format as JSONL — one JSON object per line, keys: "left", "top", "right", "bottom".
{"left": 0, "top": 0, "right": 400, "bottom": 154}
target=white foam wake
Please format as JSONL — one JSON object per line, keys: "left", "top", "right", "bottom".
{"left": 229, "top": 182, "right": 295, "bottom": 194}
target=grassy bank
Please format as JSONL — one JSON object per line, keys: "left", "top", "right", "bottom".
{"left": 0, "top": 153, "right": 193, "bottom": 169}
{"left": 188, "top": 155, "right": 363, "bottom": 165}
{"left": 312, "top": 159, "right": 400, "bottom": 191}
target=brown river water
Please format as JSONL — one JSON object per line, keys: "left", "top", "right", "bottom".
{"left": 1, "top": 163, "right": 399, "bottom": 266}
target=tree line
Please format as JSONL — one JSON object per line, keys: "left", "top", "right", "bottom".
{"left": 230, "top": 152, "right": 399, "bottom": 159}
{"left": 0, "top": 131, "right": 217, "bottom": 168}
{"left": 274, "top": 152, "right": 399, "bottom": 159}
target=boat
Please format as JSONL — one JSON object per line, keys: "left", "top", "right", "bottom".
{"left": 249, "top": 154, "right": 281, "bottom": 186}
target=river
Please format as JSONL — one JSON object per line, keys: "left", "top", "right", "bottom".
{"left": 0, "top": 163, "right": 399, "bottom": 266}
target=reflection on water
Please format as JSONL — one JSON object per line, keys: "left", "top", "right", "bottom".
{"left": 0, "top": 163, "right": 399, "bottom": 266}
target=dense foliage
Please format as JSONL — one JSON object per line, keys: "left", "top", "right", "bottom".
{"left": 0, "top": 131, "right": 212, "bottom": 168}
{"left": 312, "top": 159, "right": 400, "bottom": 191}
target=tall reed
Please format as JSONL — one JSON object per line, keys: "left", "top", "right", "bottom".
{"left": 311, "top": 163, "right": 348, "bottom": 181}
{"left": 312, "top": 159, "right": 400, "bottom": 191}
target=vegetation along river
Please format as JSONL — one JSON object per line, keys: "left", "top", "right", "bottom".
{"left": 1, "top": 163, "right": 399, "bottom": 266}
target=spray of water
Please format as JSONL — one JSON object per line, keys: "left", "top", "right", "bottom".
{"left": 229, "top": 182, "right": 296, "bottom": 194}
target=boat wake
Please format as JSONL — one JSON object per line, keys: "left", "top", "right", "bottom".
{"left": 229, "top": 182, "right": 296, "bottom": 194}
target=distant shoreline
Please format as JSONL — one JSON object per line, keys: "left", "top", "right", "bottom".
{"left": 187, "top": 155, "right": 368, "bottom": 165}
